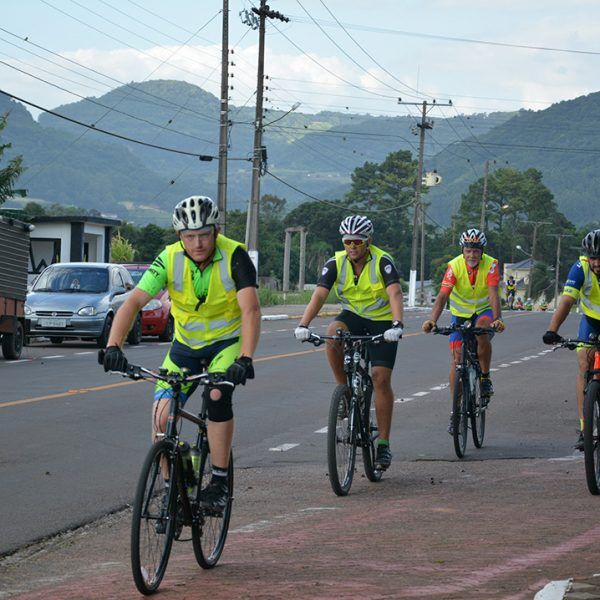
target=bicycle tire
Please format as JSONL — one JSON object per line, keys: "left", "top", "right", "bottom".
{"left": 327, "top": 384, "right": 357, "bottom": 496}
{"left": 583, "top": 380, "right": 600, "bottom": 495}
{"left": 361, "top": 383, "right": 382, "bottom": 482}
{"left": 452, "top": 375, "right": 468, "bottom": 458}
{"left": 192, "top": 442, "right": 234, "bottom": 568}
{"left": 470, "top": 367, "right": 486, "bottom": 449}
{"left": 131, "top": 439, "right": 177, "bottom": 595}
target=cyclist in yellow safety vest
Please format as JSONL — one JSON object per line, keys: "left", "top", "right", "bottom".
{"left": 543, "top": 229, "right": 600, "bottom": 451}
{"left": 99, "top": 196, "right": 261, "bottom": 511}
{"left": 422, "top": 228, "right": 505, "bottom": 431}
{"left": 505, "top": 276, "right": 516, "bottom": 309}
{"left": 294, "top": 215, "right": 404, "bottom": 471}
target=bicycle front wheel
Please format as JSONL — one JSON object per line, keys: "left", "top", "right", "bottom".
{"left": 583, "top": 380, "right": 600, "bottom": 495}
{"left": 327, "top": 384, "right": 357, "bottom": 496}
{"left": 360, "top": 383, "right": 382, "bottom": 482}
{"left": 470, "top": 368, "right": 486, "bottom": 448}
{"left": 131, "top": 439, "right": 177, "bottom": 595}
{"left": 192, "top": 442, "right": 233, "bottom": 568}
{"left": 452, "top": 375, "right": 468, "bottom": 458}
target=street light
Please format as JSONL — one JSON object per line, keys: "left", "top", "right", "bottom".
{"left": 516, "top": 245, "right": 534, "bottom": 299}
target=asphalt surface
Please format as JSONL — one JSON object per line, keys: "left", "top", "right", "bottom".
{"left": 1, "top": 305, "right": 599, "bottom": 599}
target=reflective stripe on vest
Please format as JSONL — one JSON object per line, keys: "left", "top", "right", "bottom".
{"left": 580, "top": 256, "right": 600, "bottom": 319}
{"left": 448, "top": 253, "right": 495, "bottom": 317}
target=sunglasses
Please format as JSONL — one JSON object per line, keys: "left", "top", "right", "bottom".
{"left": 343, "top": 238, "right": 366, "bottom": 247}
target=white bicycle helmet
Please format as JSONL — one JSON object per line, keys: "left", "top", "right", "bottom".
{"left": 172, "top": 196, "right": 219, "bottom": 232}
{"left": 459, "top": 228, "right": 487, "bottom": 248}
{"left": 582, "top": 229, "right": 600, "bottom": 258}
{"left": 339, "top": 215, "right": 374, "bottom": 237}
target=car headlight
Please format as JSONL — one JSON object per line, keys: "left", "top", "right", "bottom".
{"left": 24, "top": 304, "right": 32, "bottom": 315}
{"left": 78, "top": 306, "right": 98, "bottom": 316}
{"left": 142, "top": 299, "right": 162, "bottom": 312}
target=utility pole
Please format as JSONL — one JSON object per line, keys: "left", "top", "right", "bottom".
{"left": 480, "top": 159, "right": 490, "bottom": 231}
{"left": 399, "top": 99, "right": 452, "bottom": 306}
{"left": 244, "top": 0, "right": 289, "bottom": 270}
{"left": 547, "top": 233, "right": 572, "bottom": 309}
{"left": 217, "top": 0, "right": 229, "bottom": 232}
{"left": 527, "top": 220, "right": 551, "bottom": 299}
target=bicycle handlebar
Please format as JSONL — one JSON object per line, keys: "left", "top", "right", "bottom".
{"left": 109, "top": 364, "right": 234, "bottom": 387}
{"left": 433, "top": 323, "right": 495, "bottom": 336}
{"left": 303, "top": 330, "right": 385, "bottom": 347}
{"left": 553, "top": 338, "right": 600, "bottom": 351}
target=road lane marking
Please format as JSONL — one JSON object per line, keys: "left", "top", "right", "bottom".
{"left": 510, "top": 360, "right": 522, "bottom": 364}
{"left": 314, "top": 427, "right": 328, "bottom": 433}
{"left": 396, "top": 397, "right": 415, "bottom": 403}
{"left": 74, "top": 352, "right": 95, "bottom": 355}
{"left": 413, "top": 391, "right": 429, "bottom": 397}
{"left": 269, "top": 443, "right": 299, "bottom": 452}
{"left": 41, "top": 355, "right": 64, "bottom": 359}
{"left": 2, "top": 359, "right": 31, "bottom": 364}
{"left": 0, "top": 380, "right": 141, "bottom": 409}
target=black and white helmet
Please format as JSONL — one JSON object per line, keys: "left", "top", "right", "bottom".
{"left": 459, "top": 228, "right": 487, "bottom": 248}
{"left": 339, "top": 215, "right": 374, "bottom": 237}
{"left": 582, "top": 229, "right": 600, "bottom": 258}
{"left": 173, "top": 196, "right": 219, "bottom": 232}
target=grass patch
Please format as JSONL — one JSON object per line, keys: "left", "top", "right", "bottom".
{"left": 258, "top": 288, "right": 337, "bottom": 306}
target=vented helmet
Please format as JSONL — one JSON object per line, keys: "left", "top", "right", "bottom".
{"left": 459, "top": 228, "right": 487, "bottom": 249}
{"left": 173, "top": 196, "right": 219, "bottom": 232}
{"left": 339, "top": 215, "right": 374, "bottom": 237}
{"left": 582, "top": 229, "right": 600, "bottom": 258}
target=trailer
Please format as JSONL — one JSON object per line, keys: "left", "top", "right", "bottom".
{"left": 0, "top": 215, "right": 33, "bottom": 360}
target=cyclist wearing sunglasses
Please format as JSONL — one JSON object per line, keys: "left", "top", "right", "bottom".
{"left": 422, "top": 228, "right": 504, "bottom": 421}
{"left": 542, "top": 229, "right": 600, "bottom": 451}
{"left": 294, "top": 215, "right": 404, "bottom": 470}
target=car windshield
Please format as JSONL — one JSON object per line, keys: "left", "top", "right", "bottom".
{"left": 32, "top": 267, "right": 109, "bottom": 293}
{"left": 126, "top": 267, "right": 148, "bottom": 285}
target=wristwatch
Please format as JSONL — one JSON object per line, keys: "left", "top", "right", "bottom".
{"left": 392, "top": 320, "right": 404, "bottom": 329}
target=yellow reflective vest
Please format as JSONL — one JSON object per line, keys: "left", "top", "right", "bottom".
{"left": 165, "top": 235, "right": 244, "bottom": 349}
{"left": 577, "top": 256, "right": 600, "bottom": 320}
{"left": 334, "top": 245, "right": 393, "bottom": 321}
{"left": 447, "top": 253, "right": 496, "bottom": 318}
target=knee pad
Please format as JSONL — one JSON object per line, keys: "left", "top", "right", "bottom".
{"left": 205, "top": 384, "right": 233, "bottom": 422}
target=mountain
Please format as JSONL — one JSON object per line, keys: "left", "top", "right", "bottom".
{"left": 2, "top": 80, "right": 598, "bottom": 226}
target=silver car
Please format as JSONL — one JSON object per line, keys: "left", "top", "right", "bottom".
{"left": 25, "top": 262, "right": 142, "bottom": 347}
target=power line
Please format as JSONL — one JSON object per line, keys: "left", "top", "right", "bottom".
{"left": 0, "top": 89, "right": 216, "bottom": 159}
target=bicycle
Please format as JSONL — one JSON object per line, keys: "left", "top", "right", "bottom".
{"left": 434, "top": 321, "right": 493, "bottom": 458}
{"left": 117, "top": 363, "right": 234, "bottom": 595}
{"left": 305, "top": 330, "right": 384, "bottom": 496}
{"left": 554, "top": 337, "right": 600, "bottom": 495}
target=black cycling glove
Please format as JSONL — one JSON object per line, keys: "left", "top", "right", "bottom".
{"left": 225, "top": 356, "right": 255, "bottom": 386}
{"left": 98, "top": 346, "right": 129, "bottom": 372}
{"left": 542, "top": 330, "right": 562, "bottom": 345}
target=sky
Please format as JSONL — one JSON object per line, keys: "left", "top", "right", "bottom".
{"left": 2, "top": 0, "right": 600, "bottom": 125}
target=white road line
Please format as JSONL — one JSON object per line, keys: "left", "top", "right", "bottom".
{"left": 269, "top": 443, "right": 299, "bottom": 452}
{"left": 41, "top": 355, "right": 64, "bottom": 359}
{"left": 395, "top": 397, "right": 415, "bottom": 403}
{"left": 510, "top": 360, "right": 522, "bottom": 364}
{"left": 74, "top": 351, "right": 95, "bottom": 355}
{"left": 413, "top": 391, "right": 430, "bottom": 397}
{"left": 2, "top": 359, "right": 30, "bottom": 364}
{"left": 489, "top": 368, "right": 499, "bottom": 372}
{"left": 429, "top": 384, "right": 448, "bottom": 391}
{"left": 276, "top": 329, "right": 288, "bottom": 332}
{"left": 314, "top": 427, "right": 328, "bottom": 433}
{"left": 498, "top": 363, "right": 511, "bottom": 368}
{"left": 548, "top": 454, "right": 583, "bottom": 462}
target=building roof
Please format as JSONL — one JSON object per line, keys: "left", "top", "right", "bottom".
{"left": 30, "top": 215, "right": 121, "bottom": 226}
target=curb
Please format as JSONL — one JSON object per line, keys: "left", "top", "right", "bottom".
{"left": 261, "top": 310, "right": 340, "bottom": 322}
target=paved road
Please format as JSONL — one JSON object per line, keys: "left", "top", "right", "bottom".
{"left": 2, "top": 308, "right": 597, "bottom": 598}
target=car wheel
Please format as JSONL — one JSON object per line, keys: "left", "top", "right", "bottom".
{"left": 127, "top": 313, "right": 142, "bottom": 346}
{"left": 158, "top": 315, "right": 174, "bottom": 342}
{"left": 96, "top": 314, "right": 113, "bottom": 348}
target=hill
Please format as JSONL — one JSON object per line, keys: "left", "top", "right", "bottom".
{"left": 2, "top": 80, "right": 597, "bottom": 226}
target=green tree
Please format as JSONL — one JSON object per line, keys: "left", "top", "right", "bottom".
{"left": 0, "top": 114, "right": 24, "bottom": 206}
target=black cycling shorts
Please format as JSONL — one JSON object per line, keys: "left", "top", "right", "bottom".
{"left": 332, "top": 310, "right": 398, "bottom": 370}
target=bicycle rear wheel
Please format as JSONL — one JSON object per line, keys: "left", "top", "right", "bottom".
{"left": 131, "top": 439, "right": 176, "bottom": 595}
{"left": 192, "top": 442, "right": 233, "bottom": 568}
{"left": 583, "top": 380, "right": 600, "bottom": 495}
{"left": 360, "top": 383, "right": 382, "bottom": 482}
{"left": 470, "top": 368, "right": 486, "bottom": 448}
{"left": 327, "top": 384, "right": 357, "bottom": 496}
{"left": 452, "top": 375, "right": 468, "bottom": 458}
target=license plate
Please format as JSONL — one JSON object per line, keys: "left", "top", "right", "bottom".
{"left": 39, "top": 318, "right": 67, "bottom": 328}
